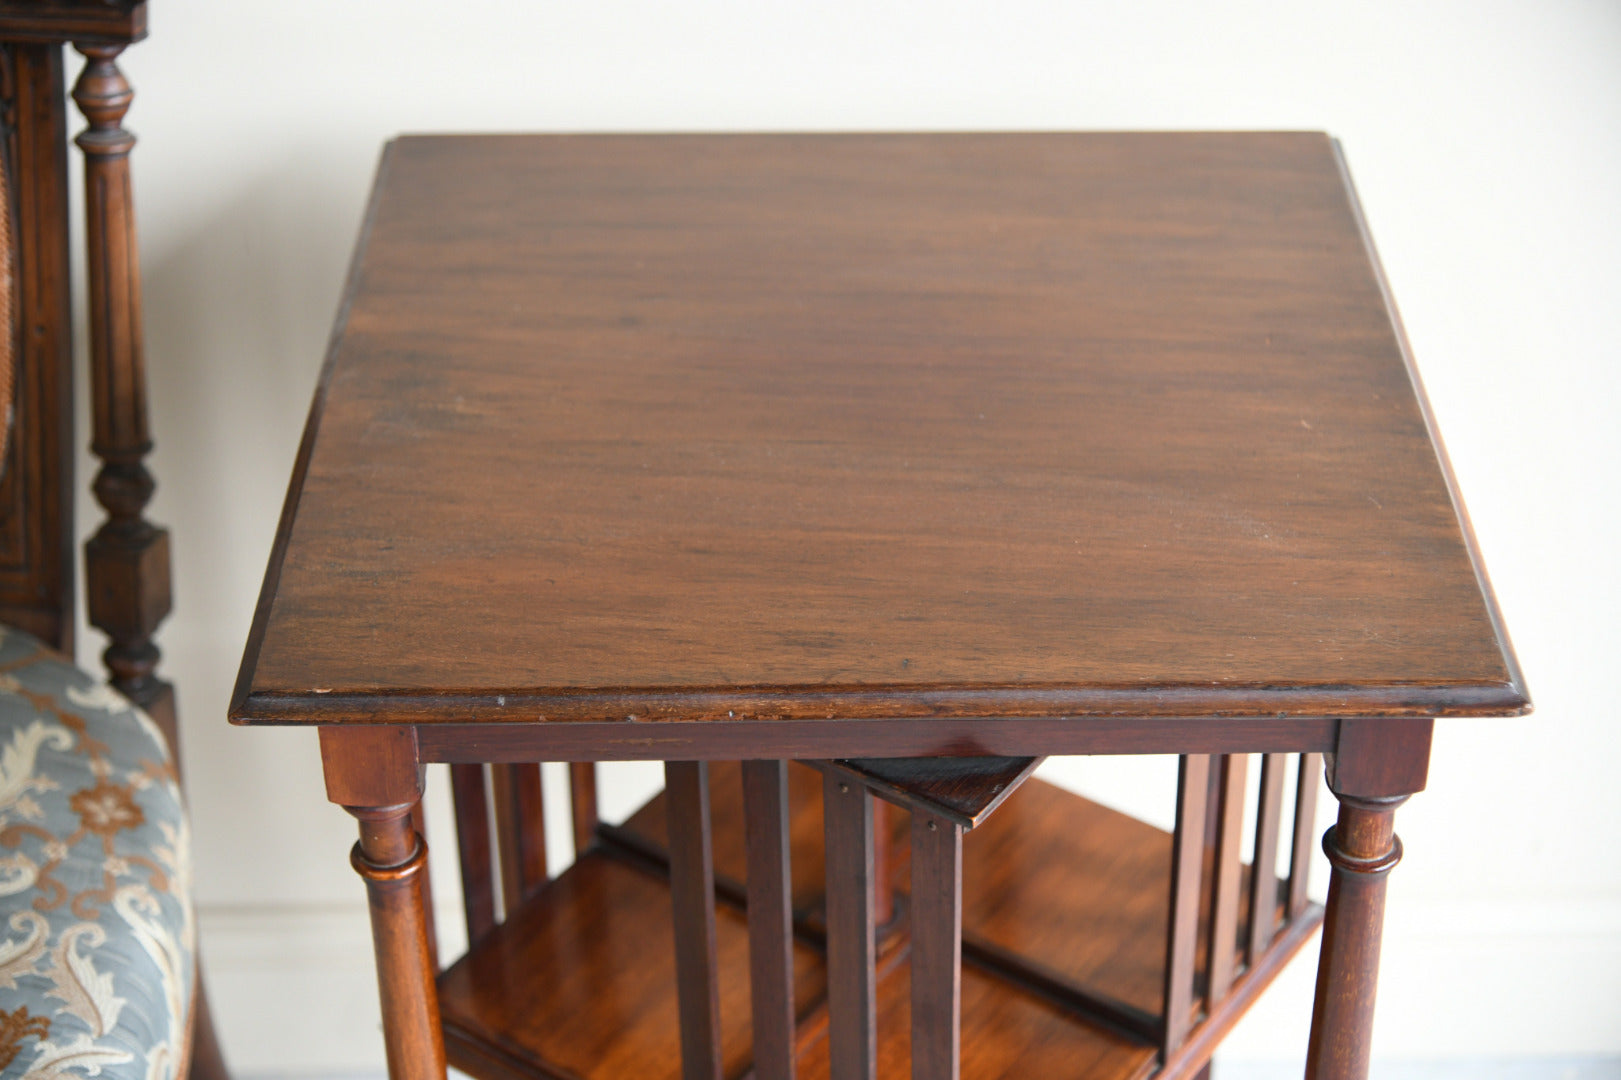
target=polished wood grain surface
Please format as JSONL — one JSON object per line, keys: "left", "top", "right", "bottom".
{"left": 795, "top": 964, "right": 1157, "bottom": 1080}
{"left": 438, "top": 849, "right": 830, "bottom": 1080}
{"left": 233, "top": 132, "right": 1526, "bottom": 728}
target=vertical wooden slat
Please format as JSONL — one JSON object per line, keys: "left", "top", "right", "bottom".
{"left": 824, "top": 772, "right": 877, "bottom": 1080}
{"left": 491, "top": 763, "right": 547, "bottom": 916}
{"left": 742, "top": 761, "right": 797, "bottom": 1080}
{"left": 1208, "top": 754, "right": 1248, "bottom": 1005}
{"left": 1198, "top": 763, "right": 1224, "bottom": 973}
{"left": 449, "top": 762, "right": 496, "bottom": 943}
{"left": 1289, "top": 753, "right": 1324, "bottom": 918}
{"left": 408, "top": 798, "right": 439, "bottom": 972}
{"left": 910, "top": 811, "right": 963, "bottom": 1080}
{"left": 873, "top": 799, "right": 895, "bottom": 928}
{"left": 1248, "top": 753, "right": 1287, "bottom": 963}
{"left": 570, "top": 761, "right": 599, "bottom": 855}
{"left": 667, "top": 761, "right": 723, "bottom": 1080}
{"left": 1162, "top": 754, "right": 1211, "bottom": 1057}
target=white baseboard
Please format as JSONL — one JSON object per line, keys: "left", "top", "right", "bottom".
{"left": 200, "top": 897, "right": 1621, "bottom": 1075}
{"left": 202, "top": 905, "right": 391, "bottom": 1075}
{"left": 1217, "top": 1063, "right": 1621, "bottom": 1080}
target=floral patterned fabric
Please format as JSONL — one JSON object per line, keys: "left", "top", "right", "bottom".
{"left": 0, "top": 627, "right": 193, "bottom": 1080}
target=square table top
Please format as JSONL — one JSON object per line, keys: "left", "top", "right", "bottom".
{"left": 230, "top": 132, "right": 1526, "bottom": 729}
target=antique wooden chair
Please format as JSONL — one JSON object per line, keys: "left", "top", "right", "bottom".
{"left": 0, "top": 5, "right": 227, "bottom": 1079}
{"left": 431, "top": 748, "right": 1325, "bottom": 1079}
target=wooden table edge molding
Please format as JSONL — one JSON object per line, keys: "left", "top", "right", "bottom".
{"left": 229, "top": 683, "right": 1528, "bottom": 726}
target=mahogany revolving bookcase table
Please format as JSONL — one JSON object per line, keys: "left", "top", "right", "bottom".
{"left": 230, "top": 133, "right": 1527, "bottom": 1080}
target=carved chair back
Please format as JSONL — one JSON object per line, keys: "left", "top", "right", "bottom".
{"left": 0, "top": 4, "right": 175, "bottom": 752}
{"left": 0, "top": 12, "right": 227, "bottom": 1078}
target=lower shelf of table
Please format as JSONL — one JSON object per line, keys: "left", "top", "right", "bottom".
{"left": 436, "top": 763, "right": 1322, "bottom": 1080}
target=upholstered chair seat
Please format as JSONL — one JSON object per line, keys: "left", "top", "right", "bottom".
{"left": 0, "top": 627, "right": 194, "bottom": 1080}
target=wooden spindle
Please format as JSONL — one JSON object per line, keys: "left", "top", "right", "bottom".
{"left": 1247, "top": 753, "right": 1287, "bottom": 963}
{"left": 71, "top": 44, "right": 176, "bottom": 748}
{"left": 667, "top": 761, "right": 723, "bottom": 1080}
{"left": 490, "top": 763, "right": 547, "bottom": 916}
{"left": 570, "top": 761, "right": 599, "bottom": 855}
{"left": 910, "top": 810, "right": 963, "bottom": 1080}
{"left": 449, "top": 763, "right": 496, "bottom": 943}
{"left": 1162, "top": 754, "right": 1211, "bottom": 1057}
{"left": 742, "top": 761, "right": 797, "bottom": 1080}
{"left": 1289, "top": 753, "right": 1323, "bottom": 918}
{"left": 873, "top": 799, "right": 896, "bottom": 928}
{"left": 824, "top": 772, "right": 877, "bottom": 1080}
{"left": 1207, "top": 754, "right": 1248, "bottom": 1004}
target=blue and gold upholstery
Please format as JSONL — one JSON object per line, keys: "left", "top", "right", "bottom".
{"left": 0, "top": 627, "right": 193, "bottom": 1080}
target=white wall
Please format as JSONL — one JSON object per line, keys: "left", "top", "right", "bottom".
{"left": 75, "top": 0, "right": 1620, "bottom": 1072}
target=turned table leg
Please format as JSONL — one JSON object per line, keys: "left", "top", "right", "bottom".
{"left": 1304, "top": 793, "right": 1405, "bottom": 1080}
{"left": 321, "top": 727, "right": 447, "bottom": 1080}
{"left": 1304, "top": 718, "right": 1431, "bottom": 1080}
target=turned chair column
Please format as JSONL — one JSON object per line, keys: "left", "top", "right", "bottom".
{"left": 1305, "top": 718, "right": 1432, "bottom": 1080}
{"left": 71, "top": 43, "right": 176, "bottom": 745}
{"left": 322, "top": 726, "right": 447, "bottom": 1080}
